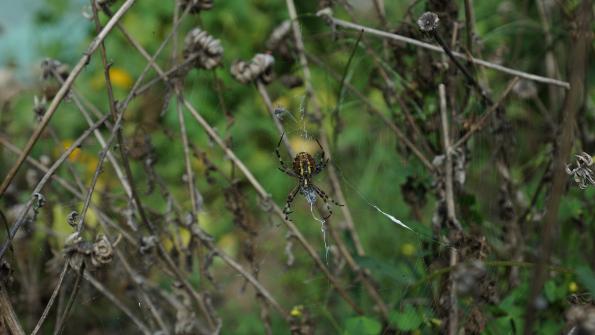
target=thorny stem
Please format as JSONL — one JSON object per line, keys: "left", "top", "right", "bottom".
{"left": 0, "top": 0, "right": 137, "bottom": 197}
{"left": 319, "top": 13, "right": 571, "bottom": 89}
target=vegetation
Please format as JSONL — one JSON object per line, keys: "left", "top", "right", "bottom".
{"left": 0, "top": 0, "right": 593, "bottom": 334}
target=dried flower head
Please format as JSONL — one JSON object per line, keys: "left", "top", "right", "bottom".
{"left": 183, "top": 28, "right": 224, "bottom": 70}
{"left": 41, "top": 58, "right": 69, "bottom": 81}
{"left": 566, "top": 152, "right": 595, "bottom": 189}
{"left": 67, "top": 211, "right": 79, "bottom": 228}
{"left": 91, "top": 234, "right": 114, "bottom": 267}
{"left": 33, "top": 95, "right": 47, "bottom": 119}
{"left": 230, "top": 53, "right": 275, "bottom": 84}
{"left": 417, "top": 12, "right": 440, "bottom": 32}
{"left": 179, "top": 0, "right": 213, "bottom": 14}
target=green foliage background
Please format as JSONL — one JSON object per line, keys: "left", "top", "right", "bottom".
{"left": 0, "top": 0, "right": 594, "bottom": 334}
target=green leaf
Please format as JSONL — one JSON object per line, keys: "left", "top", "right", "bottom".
{"left": 576, "top": 266, "right": 595, "bottom": 296}
{"left": 390, "top": 305, "right": 423, "bottom": 331}
{"left": 544, "top": 280, "right": 557, "bottom": 302}
{"left": 344, "top": 316, "right": 382, "bottom": 335}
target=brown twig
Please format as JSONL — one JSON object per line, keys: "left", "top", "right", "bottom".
{"left": 30, "top": 263, "right": 69, "bottom": 335}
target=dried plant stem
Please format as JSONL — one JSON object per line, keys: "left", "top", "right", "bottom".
{"left": 439, "top": 84, "right": 460, "bottom": 334}
{"left": 0, "top": 114, "right": 109, "bottom": 260}
{"left": 95, "top": 8, "right": 216, "bottom": 330}
{"left": 0, "top": 137, "right": 82, "bottom": 198}
{"left": 523, "top": 1, "right": 591, "bottom": 333}
{"left": 192, "top": 228, "right": 289, "bottom": 319}
{"left": 0, "top": 137, "right": 139, "bottom": 246}
{"left": 84, "top": 273, "right": 152, "bottom": 335}
{"left": 255, "top": 81, "right": 292, "bottom": 154}
{"left": 53, "top": 263, "right": 85, "bottom": 335}
{"left": 439, "top": 84, "right": 457, "bottom": 227}
{"left": 448, "top": 248, "right": 459, "bottom": 335}
{"left": 0, "top": 0, "right": 137, "bottom": 197}
{"left": 320, "top": 14, "right": 570, "bottom": 89}
{"left": 449, "top": 77, "right": 519, "bottom": 152}
{"left": 51, "top": 70, "right": 132, "bottom": 198}
{"left": 29, "top": 263, "right": 68, "bottom": 335}
{"left": 0, "top": 282, "right": 25, "bottom": 335}
{"left": 176, "top": 91, "right": 199, "bottom": 214}
{"left": 463, "top": 0, "right": 477, "bottom": 53}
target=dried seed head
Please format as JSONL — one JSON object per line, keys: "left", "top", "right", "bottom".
{"left": 179, "top": 0, "right": 213, "bottom": 14}
{"left": 417, "top": 12, "right": 440, "bottom": 32}
{"left": 91, "top": 234, "right": 113, "bottom": 267}
{"left": 566, "top": 152, "right": 595, "bottom": 189}
{"left": 33, "top": 95, "right": 47, "bottom": 119}
{"left": 183, "top": 28, "right": 224, "bottom": 70}
{"left": 67, "top": 211, "right": 79, "bottom": 228}
{"left": 41, "top": 58, "right": 69, "bottom": 81}
{"left": 230, "top": 53, "right": 275, "bottom": 84}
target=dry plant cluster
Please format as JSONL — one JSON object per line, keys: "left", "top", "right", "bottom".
{"left": 0, "top": 0, "right": 593, "bottom": 334}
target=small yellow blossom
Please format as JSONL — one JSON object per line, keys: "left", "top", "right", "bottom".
{"left": 400, "top": 243, "right": 416, "bottom": 257}
{"left": 290, "top": 305, "right": 303, "bottom": 318}
{"left": 568, "top": 281, "right": 579, "bottom": 293}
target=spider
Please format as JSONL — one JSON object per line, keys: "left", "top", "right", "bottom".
{"left": 275, "top": 133, "right": 342, "bottom": 221}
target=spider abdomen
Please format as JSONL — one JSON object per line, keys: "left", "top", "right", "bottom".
{"left": 293, "top": 152, "right": 316, "bottom": 178}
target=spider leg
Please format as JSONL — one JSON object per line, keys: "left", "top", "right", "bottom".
{"left": 276, "top": 132, "right": 297, "bottom": 177}
{"left": 311, "top": 184, "right": 343, "bottom": 220}
{"left": 313, "top": 139, "right": 329, "bottom": 175}
{"left": 283, "top": 184, "right": 300, "bottom": 221}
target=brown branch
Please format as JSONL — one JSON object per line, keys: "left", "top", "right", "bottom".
{"left": 318, "top": 12, "right": 571, "bottom": 89}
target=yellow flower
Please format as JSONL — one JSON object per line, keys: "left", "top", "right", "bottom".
{"left": 91, "top": 67, "right": 133, "bottom": 90}
{"left": 568, "top": 281, "right": 579, "bottom": 293}
{"left": 400, "top": 243, "right": 416, "bottom": 257}
{"left": 290, "top": 305, "right": 303, "bottom": 318}
{"left": 109, "top": 67, "right": 133, "bottom": 89}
